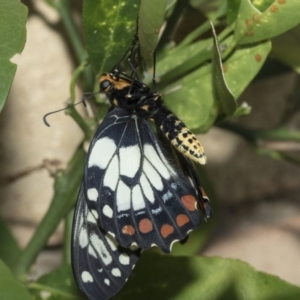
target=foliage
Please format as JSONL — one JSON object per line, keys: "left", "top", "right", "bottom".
{"left": 1, "top": 0, "right": 300, "bottom": 299}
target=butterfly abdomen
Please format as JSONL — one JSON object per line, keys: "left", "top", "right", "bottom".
{"left": 153, "top": 106, "right": 207, "bottom": 165}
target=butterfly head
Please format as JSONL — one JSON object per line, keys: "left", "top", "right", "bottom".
{"left": 99, "top": 73, "right": 132, "bottom": 94}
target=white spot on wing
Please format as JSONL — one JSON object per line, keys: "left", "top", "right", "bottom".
{"left": 105, "top": 234, "right": 118, "bottom": 251}
{"left": 88, "top": 137, "right": 116, "bottom": 169}
{"left": 132, "top": 185, "right": 145, "bottom": 210}
{"left": 152, "top": 206, "right": 163, "bottom": 215}
{"left": 108, "top": 231, "right": 115, "bottom": 238}
{"left": 162, "top": 190, "right": 173, "bottom": 202}
{"left": 79, "top": 227, "right": 88, "bottom": 248}
{"left": 103, "top": 205, "right": 113, "bottom": 218}
{"left": 119, "top": 145, "right": 141, "bottom": 178}
{"left": 81, "top": 271, "right": 93, "bottom": 283}
{"left": 144, "top": 144, "right": 170, "bottom": 179}
{"left": 170, "top": 239, "right": 179, "bottom": 250}
{"left": 88, "top": 245, "right": 97, "bottom": 258}
{"left": 188, "top": 176, "right": 195, "bottom": 188}
{"left": 87, "top": 188, "right": 98, "bottom": 201}
{"left": 103, "top": 154, "right": 119, "bottom": 190}
{"left": 119, "top": 252, "right": 130, "bottom": 265}
{"left": 87, "top": 210, "right": 98, "bottom": 224}
{"left": 129, "top": 243, "right": 139, "bottom": 250}
{"left": 116, "top": 180, "right": 131, "bottom": 212}
{"left": 140, "top": 174, "right": 155, "bottom": 203}
{"left": 104, "top": 278, "right": 110, "bottom": 286}
{"left": 111, "top": 268, "right": 121, "bottom": 277}
{"left": 136, "top": 210, "right": 146, "bottom": 216}
{"left": 89, "top": 233, "right": 112, "bottom": 265}
{"left": 144, "top": 160, "right": 163, "bottom": 191}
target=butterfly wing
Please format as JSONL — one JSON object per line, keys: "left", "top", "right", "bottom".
{"left": 71, "top": 183, "right": 140, "bottom": 300}
{"left": 156, "top": 127, "right": 212, "bottom": 219}
{"left": 84, "top": 108, "right": 201, "bottom": 253}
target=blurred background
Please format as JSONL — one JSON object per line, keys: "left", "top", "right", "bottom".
{"left": 1, "top": 0, "right": 300, "bottom": 288}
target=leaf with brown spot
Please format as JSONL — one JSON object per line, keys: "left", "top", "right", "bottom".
{"left": 233, "top": 0, "right": 300, "bottom": 44}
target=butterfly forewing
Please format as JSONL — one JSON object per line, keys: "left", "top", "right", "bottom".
{"left": 72, "top": 184, "right": 140, "bottom": 300}
{"left": 84, "top": 108, "right": 201, "bottom": 253}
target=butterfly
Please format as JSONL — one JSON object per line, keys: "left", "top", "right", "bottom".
{"left": 71, "top": 35, "right": 211, "bottom": 300}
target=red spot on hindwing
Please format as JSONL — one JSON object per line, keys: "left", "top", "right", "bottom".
{"left": 160, "top": 224, "right": 174, "bottom": 238}
{"left": 139, "top": 218, "right": 153, "bottom": 233}
{"left": 176, "top": 214, "right": 190, "bottom": 227}
{"left": 122, "top": 225, "right": 135, "bottom": 236}
{"left": 181, "top": 195, "right": 197, "bottom": 211}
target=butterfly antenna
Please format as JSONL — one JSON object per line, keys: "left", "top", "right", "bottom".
{"left": 43, "top": 92, "right": 96, "bottom": 127}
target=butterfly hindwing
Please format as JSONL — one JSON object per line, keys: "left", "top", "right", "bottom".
{"left": 84, "top": 108, "right": 201, "bottom": 253}
{"left": 71, "top": 184, "right": 140, "bottom": 300}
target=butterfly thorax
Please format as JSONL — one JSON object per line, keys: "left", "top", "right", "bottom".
{"left": 99, "top": 73, "right": 163, "bottom": 118}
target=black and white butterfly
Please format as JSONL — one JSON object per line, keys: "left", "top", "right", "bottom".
{"left": 71, "top": 37, "right": 211, "bottom": 300}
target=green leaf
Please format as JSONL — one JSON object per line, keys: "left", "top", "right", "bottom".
{"left": 83, "top": 0, "right": 140, "bottom": 75}
{"left": 161, "top": 39, "right": 270, "bottom": 132}
{"left": 27, "top": 265, "right": 84, "bottom": 300}
{"left": 0, "top": 218, "right": 20, "bottom": 268}
{"left": 161, "top": 63, "right": 215, "bottom": 132}
{"left": 114, "top": 255, "right": 300, "bottom": 300}
{"left": 138, "top": 0, "right": 168, "bottom": 67}
{"left": 227, "top": 0, "right": 241, "bottom": 25}
{"left": 0, "top": 260, "right": 32, "bottom": 300}
{"left": 224, "top": 40, "right": 272, "bottom": 98}
{"left": 271, "top": 24, "right": 300, "bottom": 73}
{"left": 234, "top": 0, "right": 300, "bottom": 45}
{"left": 211, "top": 22, "right": 236, "bottom": 116}
{"left": 156, "top": 38, "right": 212, "bottom": 87}
{"left": 0, "top": 0, "right": 27, "bottom": 112}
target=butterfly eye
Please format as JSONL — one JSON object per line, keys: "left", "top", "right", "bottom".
{"left": 100, "top": 80, "right": 110, "bottom": 91}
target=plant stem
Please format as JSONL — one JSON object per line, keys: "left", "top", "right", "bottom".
{"left": 56, "top": 0, "right": 94, "bottom": 89}
{"left": 63, "top": 209, "right": 74, "bottom": 266}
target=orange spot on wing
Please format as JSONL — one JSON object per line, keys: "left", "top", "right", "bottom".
{"left": 161, "top": 224, "right": 174, "bottom": 238}
{"left": 176, "top": 214, "right": 190, "bottom": 227}
{"left": 139, "top": 218, "right": 153, "bottom": 233}
{"left": 122, "top": 225, "right": 135, "bottom": 236}
{"left": 181, "top": 195, "right": 197, "bottom": 211}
